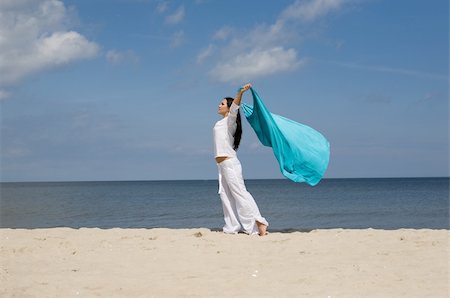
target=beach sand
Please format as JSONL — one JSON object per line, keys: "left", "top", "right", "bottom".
{"left": 0, "top": 228, "right": 448, "bottom": 297}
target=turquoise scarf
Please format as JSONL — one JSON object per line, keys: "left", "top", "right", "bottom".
{"left": 241, "top": 88, "right": 330, "bottom": 186}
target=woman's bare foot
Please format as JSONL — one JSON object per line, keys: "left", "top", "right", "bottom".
{"left": 256, "top": 221, "right": 268, "bottom": 236}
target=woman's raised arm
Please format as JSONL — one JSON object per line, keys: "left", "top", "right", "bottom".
{"left": 233, "top": 83, "right": 252, "bottom": 106}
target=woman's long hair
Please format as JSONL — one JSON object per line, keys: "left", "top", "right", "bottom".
{"left": 225, "top": 97, "right": 242, "bottom": 150}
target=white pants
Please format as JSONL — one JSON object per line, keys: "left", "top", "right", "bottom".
{"left": 217, "top": 157, "right": 269, "bottom": 235}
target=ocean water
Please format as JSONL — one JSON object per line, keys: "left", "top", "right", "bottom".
{"left": 0, "top": 178, "right": 448, "bottom": 231}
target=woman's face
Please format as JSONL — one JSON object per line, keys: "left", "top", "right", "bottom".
{"left": 218, "top": 99, "right": 229, "bottom": 116}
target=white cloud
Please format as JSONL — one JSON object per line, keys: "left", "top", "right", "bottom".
{"left": 211, "top": 47, "right": 303, "bottom": 83}
{"left": 326, "top": 60, "right": 448, "bottom": 80}
{"left": 204, "top": 0, "right": 349, "bottom": 83}
{"left": 37, "top": 31, "right": 98, "bottom": 65}
{"left": 0, "top": 0, "right": 99, "bottom": 88}
{"left": 156, "top": 1, "right": 168, "bottom": 14}
{"left": 212, "top": 26, "right": 232, "bottom": 41}
{"left": 279, "top": 0, "right": 345, "bottom": 23}
{"left": 0, "top": 89, "right": 11, "bottom": 101}
{"left": 165, "top": 5, "right": 185, "bottom": 25}
{"left": 196, "top": 44, "right": 215, "bottom": 64}
{"left": 2, "top": 146, "right": 32, "bottom": 158}
{"left": 106, "top": 49, "right": 139, "bottom": 65}
{"left": 204, "top": 22, "right": 297, "bottom": 83}
{"left": 170, "top": 30, "right": 185, "bottom": 48}
{"left": 249, "top": 141, "right": 264, "bottom": 151}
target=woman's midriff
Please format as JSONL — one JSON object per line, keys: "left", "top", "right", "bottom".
{"left": 215, "top": 156, "right": 229, "bottom": 163}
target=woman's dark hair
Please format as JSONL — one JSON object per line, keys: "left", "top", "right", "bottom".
{"left": 225, "top": 97, "right": 242, "bottom": 150}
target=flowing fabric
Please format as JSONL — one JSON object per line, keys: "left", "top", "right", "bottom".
{"left": 241, "top": 88, "right": 330, "bottom": 186}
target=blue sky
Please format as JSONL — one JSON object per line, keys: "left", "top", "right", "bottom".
{"left": 0, "top": 0, "right": 448, "bottom": 182}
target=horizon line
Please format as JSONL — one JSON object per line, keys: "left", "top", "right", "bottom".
{"left": 1, "top": 176, "right": 449, "bottom": 184}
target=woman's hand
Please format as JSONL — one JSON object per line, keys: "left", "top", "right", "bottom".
{"left": 241, "top": 83, "right": 252, "bottom": 92}
{"left": 234, "top": 83, "right": 252, "bottom": 106}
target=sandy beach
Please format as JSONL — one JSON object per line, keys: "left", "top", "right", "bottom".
{"left": 0, "top": 228, "right": 448, "bottom": 297}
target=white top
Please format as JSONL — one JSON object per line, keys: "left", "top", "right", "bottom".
{"left": 213, "top": 102, "right": 239, "bottom": 158}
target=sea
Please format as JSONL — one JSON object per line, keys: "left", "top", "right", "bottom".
{"left": 0, "top": 178, "right": 448, "bottom": 231}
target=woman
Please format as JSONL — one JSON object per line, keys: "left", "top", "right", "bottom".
{"left": 213, "top": 83, "right": 269, "bottom": 236}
